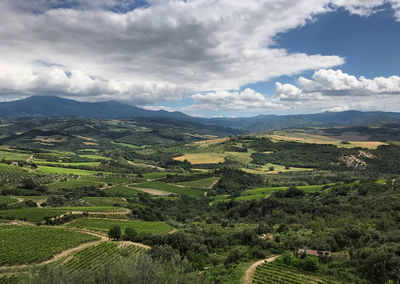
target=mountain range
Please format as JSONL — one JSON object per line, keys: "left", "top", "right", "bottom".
{"left": 1, "top": 96, "right": 400, "bottom": 131}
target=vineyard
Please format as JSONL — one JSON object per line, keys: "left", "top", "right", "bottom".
{"left": 137, "top": 181, "right": 205, "bottom": 197}
{"left": 197, "top": 222, "right": 258, "bottom": 234}
{"left": 65, "top": 242, "right": 147, "bottom": 271}
{"left": 66, "top": 218, "right": 173, "bottom": 235}
{"left": 253, "top": 261, "right": 336, "bottom": 284}
{"left": 0, "top": 225, "right": 99, "bottom": 265}
{"left": 0, "top": 208, "right": 69, "bottom": 222}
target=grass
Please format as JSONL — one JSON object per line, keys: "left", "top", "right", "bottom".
{"left": 176, "top": 177, "right": 219, "bottom": 189}
{"left": 104, "top": 185, "right": 140, "bottom": 197}
{"left": 0, "top": 225, "right": 99, "bottom": 265}
{"left": 82, "top": 197, "right": 127, "bottom": 206}
{"left": 137, "top": 181, "right": 205, "bottom": 197}
{"left": 56, "top": 206, "right": 127, "bottom": 213}
{"left": 67, "top": 218, "right": 173, "bottom": 235}
{"left": 173, "top": 153, "right": 225, "bottom": 164}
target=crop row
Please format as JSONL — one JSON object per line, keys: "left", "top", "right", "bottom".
{"left": 0, "top": 225, "right": 98, "bottom": 266}
{"left": 65, "top": 242, "right": 147, "bottom": 271}
{"left": 254, "top": 262, "right": 331, "bottom": 284}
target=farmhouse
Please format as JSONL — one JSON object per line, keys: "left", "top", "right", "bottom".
{"left": 298, "top": 249, "right": 331, "bottom": 257}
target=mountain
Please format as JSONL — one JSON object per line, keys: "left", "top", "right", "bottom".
{"left": 1, "top": 96, "right": 400, "bottom": 131}
{"left": 201, "top": 111, "right": 400, "bottom": 131}
{"left": 0, "top": 96, "right": 190, "bottom": 120}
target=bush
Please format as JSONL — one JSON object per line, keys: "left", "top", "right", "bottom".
{"left": 108, "top": 225, "right": 121, "bottom": 241}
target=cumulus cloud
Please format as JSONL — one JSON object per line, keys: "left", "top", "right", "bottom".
{"left": 0, "top": 0, "right": 399, "bottom": 105}
{"left": 273, "top": 69, "right": 400, "bottom": 113}
{"left": 188, "top": 88, "right": 284, "bottom": 111}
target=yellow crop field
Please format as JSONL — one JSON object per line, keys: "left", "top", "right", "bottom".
{"left": 174, "top": 153, "right": 225, "bottom": 164}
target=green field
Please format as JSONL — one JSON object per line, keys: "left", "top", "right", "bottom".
{"left": 137, "top": 181, "right": 204, "bottom": 197}
{"left": 78, "top": 154, "right": 111, "bottom": 161}
{"left": 67, "top": 218, "right": 173, "bottom": 235}
{"left": 0, "top": 208, "right": 69, "bottom": 222}
{"left": 0, "top": 225, "right": 99, "bottom": 265}
{"left": 46, "top": 178, "right": 105, "bottom": 190}
{"left": 0, "top": 163, "right": 28, "bottom": 174}
{"left": 176, "top": 177, "right": 219, "bottom": 189}
{"left": 65, "top": 242, "right": 147, "bottom": 271}
{"left": 0, "top": 196, "right": 18, "bottom": 206}
{"left": 0, "top": 150, "right": 30, "bottom": 161}
{"left": 104, "top": 185, "right": 140, "bottom": 197}
{"left": 35, "top": 161, "right": 101, "bottom": 167}
{"left": 82, "top": 197, "right": 127, "bottom": 206}
{"left": 56, "top": 206, "right": 127, "bottom": 213}
{"left": 37, "top": 165, "right": 106, "bottom": 175}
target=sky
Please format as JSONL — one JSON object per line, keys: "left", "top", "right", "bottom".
{"left": 0, "top": 0, "right": 400, "bottom": 117}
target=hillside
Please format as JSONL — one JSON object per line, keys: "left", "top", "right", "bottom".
{"left": 1, "top": 97, "right": 400, "bottom": 132}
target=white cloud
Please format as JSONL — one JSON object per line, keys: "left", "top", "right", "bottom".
{"left": 188, "top": 88, "right": 284, "bottom": 111}
{"left": 273, "top": 69, "right": 400, "bottom": 113}
{"left": 296, "top": 69, "right": 400, "bottom": 96}
{"left": 0, "top": 0, "right": 399, "bottom": 105}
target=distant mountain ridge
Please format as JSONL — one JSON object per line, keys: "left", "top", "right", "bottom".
{"left": 1, "top": 96, "right": 400, "bottom": 131}
{"left": 0, "top": 96, "right": 190, "bottom": 120}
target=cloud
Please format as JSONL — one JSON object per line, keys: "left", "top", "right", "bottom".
{"left": 274, "top": 69, "right": 400, "bottom": 113}
{"left": 296, "top": 69, "right": 400, "bottom": 96}
{"left": 188, "top": 88, "right": 284, "bottom": 111}
{"left": 0, "top": 0, "right": 399, "bottom": 105}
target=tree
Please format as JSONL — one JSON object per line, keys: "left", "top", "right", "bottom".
{"left": 123, "top": 227, "right": 137, "bottom": 241}
{"left": 108, "top": 225, "right": 121, "bottom": 240}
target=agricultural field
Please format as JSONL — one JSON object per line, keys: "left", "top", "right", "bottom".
{"left": 65, "top": 242, "right": 147, "bottom": 271}
{"left": 104, "top": 185, "right": 140, "bottom": 197}
{"left": 176, "top": 177, "right": 219, "bottom": 189}
{"left": 137, "top": 181, "right": 205, "bottom": 197}
{"left": 82, "top": 197, "right": 127, "bottom": 206}
{"left": 0, "top": 225, "right": 99, "bottom": 265}
{"left": 0, "top": 208, "right": 69, "bottom": 222}
{"left": 173, "top": 153, "right": 225, "bottom": 164}
{"left": 0, "top": 150, "right": 30, "bottom": 161}
{"left": 66, "top": 218, "right": 173, "bottom": 235}
{"left": 37, "top": 165, "right": 106, "bottom": 175}
{"left": 0, "top": 196, "right": 18, "bottom": 206}
{"left": 0, "top": 163, "right": 28, "bottom": 173}
{"left": 253, "top": 261, "right": 335, "bottom": 284}
{"left": 196, "top": 222, "right": 258, "bottom": 234}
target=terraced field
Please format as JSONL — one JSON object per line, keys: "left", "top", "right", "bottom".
{"left": 65, "top": 242, "right": 147, "bottom": 271}
{"left": 0, "top": 225, "right": 99, "bottom": 266}
{"left": 253, "top": 261, "right": 335, "bottom": 284}
{"left": 66, "top": 218, "right": 173, "bottom": 235}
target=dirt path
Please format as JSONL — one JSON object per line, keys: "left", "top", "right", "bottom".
{"left": 242, "top": 255, "right": 280, "bottom": 284}
{"left": 208, "top": 178, "right": 220, "bottom": 190}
